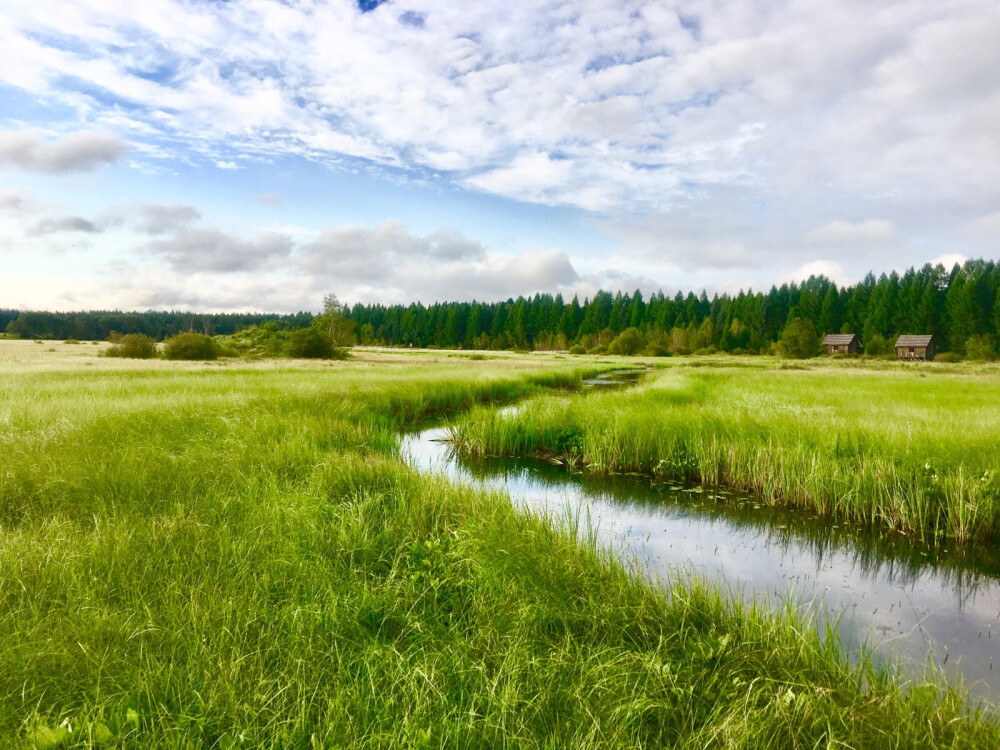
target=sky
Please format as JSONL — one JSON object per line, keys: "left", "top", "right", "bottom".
{"left": 1, "top": 0, "right": 998, "bottom": 312}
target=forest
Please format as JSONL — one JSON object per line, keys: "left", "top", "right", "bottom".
{"left": 0, "top": 309, "right": 313, "bottom": 342}
{"left": 4, "top": 258, "right": 999, "bottom": 356}
{"left": 346, "top": 258, "right": 1000, "bottom": 355}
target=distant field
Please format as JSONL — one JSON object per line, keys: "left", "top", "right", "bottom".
{"left": 1, "top": 343, "right": 997, "bottom": 747}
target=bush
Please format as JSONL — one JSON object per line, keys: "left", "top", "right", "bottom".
{"left": 63, "top": 339, "right": 80, "bottom": 345}
{"left": 607, "top": 327, "right": 645, "bottom": 356}
{"left": 778, "top": 317, "right": 820, "bottom": 359}
{"left": 935, "top": 352, "right": 962, "bottom": 363}
{"left": 163, "top": 332, "right": 220, "bottom": 360}
{"left": 569, "top": 344, "right": 587, "bottom": 355}
{"left": 865, "top": 334, "right": 890, "bottom": 357}
{"left": 286, "top": 327, "right": 335, "bottom": 359}
{"left": 966, "top": 335, "right": 996, "bottom": 362}
{"left": 105, "top": 333, "right": 157, "bottom": 359}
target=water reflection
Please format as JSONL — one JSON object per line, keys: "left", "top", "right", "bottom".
{"left": 403, "top": 425, "right": 1000, "bottom": 703}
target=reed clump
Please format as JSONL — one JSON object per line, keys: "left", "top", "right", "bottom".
{"left": 452, "top": 363, "right": 1000, "bottom": 545}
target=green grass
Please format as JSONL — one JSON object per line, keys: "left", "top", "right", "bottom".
{"left": 1, "top": 347, "right": 997, "bottom": 747}
{"left": 452, "top": 359, "right": 1000, "bottom": 545}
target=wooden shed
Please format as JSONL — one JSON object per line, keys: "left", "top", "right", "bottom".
{"left": 895, "top": 334, "right": 935, "bottom": 361}
{"left": 822, "top": 333, "right": 861, "bottom": 355}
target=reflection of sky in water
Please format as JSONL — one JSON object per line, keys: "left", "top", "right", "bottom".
{"left": 403, "top": 426, "right": 1000, "bottom": 704}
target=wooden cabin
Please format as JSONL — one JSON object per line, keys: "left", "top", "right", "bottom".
{"left": 895, "top": 334, "right": 935, "bottom": 361}
{"left": 822, "top": 333, "right": 861, "bottom": 355}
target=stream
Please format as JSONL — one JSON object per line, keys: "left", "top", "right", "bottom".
{"left": 402, "top": 370, "right": 1000, "bottom": 703}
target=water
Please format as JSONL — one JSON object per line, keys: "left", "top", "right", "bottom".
{"left": 402, "top": 372, "right": 1000, "bottom": 703}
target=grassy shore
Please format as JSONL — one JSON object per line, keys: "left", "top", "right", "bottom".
{"left": 1, "top": 345, "right": 997, "bottom": 747}
{"left": 452, "top": 357, "right": 1000, "bottom": 546}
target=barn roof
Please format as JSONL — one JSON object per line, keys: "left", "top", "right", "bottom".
{"left": 822, "top": 334, "right": 858, "bottom": 345}
{"left": 896, "top": 335, "right": 934, "bottom": 347}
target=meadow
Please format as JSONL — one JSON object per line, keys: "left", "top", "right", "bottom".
{"left": 1, "top": 341, "right": 998, "bottom": 747}
{"left": 453, "top": 357, "right": 1000, "bottom": 546}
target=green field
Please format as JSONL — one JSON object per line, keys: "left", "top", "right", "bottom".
{"left": 454, "top": 358, "right": 1000, "bottom": 545}
{"left": 1, "top": 342, "right": 997, "bottom": 747}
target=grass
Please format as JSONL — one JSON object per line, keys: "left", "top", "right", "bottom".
{"left": 0, "top": 344, "right": 997, "bottom": 747}
{"left": 452, "top": 358, "right": 1000, "bottom": 546}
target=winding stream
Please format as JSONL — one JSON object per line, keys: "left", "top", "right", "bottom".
{"left": 402, "top": 371, "right": 1000, "bottom": 703}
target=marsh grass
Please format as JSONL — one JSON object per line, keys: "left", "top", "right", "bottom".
{"left": 1, "top": 346, "right": 997, "bottom": 746}
{"left": 452, "top": 363, "right": 1000, "bottom": 546}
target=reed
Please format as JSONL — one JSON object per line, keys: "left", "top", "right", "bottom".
{"left": 452, "top": 362, "right": 1000, "bottom": 545}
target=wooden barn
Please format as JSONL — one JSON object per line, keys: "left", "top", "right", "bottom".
{"left": 895, "top": 334, "right": 935, "bottom": 361}
{"left": 822, "top": 333, "right": 861, "bottom": 355}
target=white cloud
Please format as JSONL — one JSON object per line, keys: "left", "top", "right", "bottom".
{"left": 0, "top": 129, "right": 126, "bottom": 173}
{"left": 92, "top": 203, "right": 203, "bottom": 235}
{"left": 777, "top": 260, "right": 852, "bottom": 287}
{"left": 959, "top": 212, "right": 1000, "bottom": 240}
{"left": 0, "top": 188, "right": 39, "bottom": 215}
{"left": 28, "top": 216, "right": 100, "bottom": 236}
{"left": 215, "top": 160, "right": 239, "bottom": 170}
{"left": 142, "top": 228, "right": 294, "bottom": 272}
{"left": 804, "top": 219, "right": 897, "bottom": 246}
{"left": 927, "top": 253, "right": 967, "bottom": 270}
{"left": 1, "top": 1, "right": 994, "bottom": 216}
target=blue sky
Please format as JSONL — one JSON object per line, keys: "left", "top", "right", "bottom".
{"left": 1, "top": 0, "right": 998, "bottom": 311}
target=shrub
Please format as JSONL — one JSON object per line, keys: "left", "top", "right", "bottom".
{"left": 935, "top": 352, "right": 962, "bottom": 363}
{"left": 607, "top": 327, "right": 645, "bottom": 356}
{"left": 569, "top": 344, "right": 587, "bottom": 355}
{"left": 286, "top": 327, "right": 335, "bottom": 359}
{"left": 778, "top": 317, "right": 819, "bottom": 359}
{"left": 105, "top": 333, "right": 157, "bottom": 359}
{"left": 643, "top": 331, "right": 671, "bottom": 357}
{"left": 64, "top": 339, "right": 80, "bottom": 345}
{"left": 865, "top": 334, "right": 890, "bottom": 357}
{"left": 163, "top": 332, "right": 220, "bottom": 360}
{"left": 966, "top": 335, "right": 996, "bottom": 362}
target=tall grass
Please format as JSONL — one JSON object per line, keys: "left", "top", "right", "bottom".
{"left": 0, "top": 349, "right": 997, "bottom": 746}
{"left": 452, "top": 363, "right": 1000, "bottom": 545}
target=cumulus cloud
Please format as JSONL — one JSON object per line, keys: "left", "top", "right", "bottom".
{"left": 927, "top": 253, "right": 968, "bottom": 270}
{"left": 0, "top": 188, "right": 38, "bottom": 215}
{"left": 28, "top": 216, "right": 100, "bottom": 236}
{"left": 143, "top": 228, "right": 294, "bottom": 272}
{"left": 0, "top": 129, "right": 126, "bottom": 173}
{"left": 777, "top": 260, "right": 853, "bottom": 287}
{"left": 600, "top": 205, "right": 757, "bottom": 271}
{"left": 301, "top": 219, "right": 486, "bottom": 281}
{"left": 96, "top": 203, "right": 201, "bottom": 234}
{"left": 959, "top": 212, "right": 1000, "bottom": 241}
{"left": 804, "top": 219, "right": 897, "bottom": 246}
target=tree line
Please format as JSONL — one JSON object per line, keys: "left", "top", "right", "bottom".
{"left": 345, "top": 259, "right": 1000, "bottom": 356}
{"left": 1, "top": 309, "right": 313, "bottom": 341}
{"left": 4, "top": 258, "right": 999, "bottom": 357}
